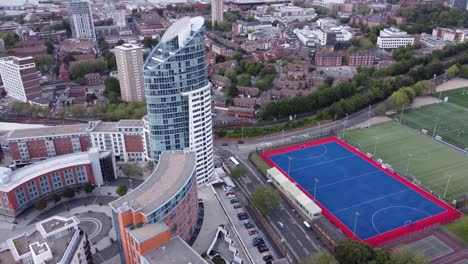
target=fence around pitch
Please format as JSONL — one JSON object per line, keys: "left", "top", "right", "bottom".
{"left": 259, "top": 137, "right": 463, "bottom": 247}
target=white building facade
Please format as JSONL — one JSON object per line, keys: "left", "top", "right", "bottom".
{"left": 68, "top": 0, "right": 96, "bottom": 40}
{"left": 0, "top": 56, "right": 41, "bottom": 103}
{"left": 377, "top": 27, "right": 415, "bottom": 49}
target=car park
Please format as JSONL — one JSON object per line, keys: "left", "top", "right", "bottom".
{"left": 230, "top": 199, "right": 239, "bottom": 204}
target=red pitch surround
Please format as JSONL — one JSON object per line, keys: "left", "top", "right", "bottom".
{"left": 260, "top": 137, "right": 462, "bottom": 247}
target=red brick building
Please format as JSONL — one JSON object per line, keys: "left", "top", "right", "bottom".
{"left": 84, "top": 73, "right": 102, "bottom": 86}
{"left": 346, "top": 53, "right": 375, "bottom": 66}
{"left": 314, "top": 53, "right": 343, "bottom": 67}
{"left": 0, "top": 149, "right": 115, "bottom": 221}
{"left": 228, "top": 106, "right": 256, "bottom": 118}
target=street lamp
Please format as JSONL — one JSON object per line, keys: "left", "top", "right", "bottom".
{"left": 129, "top": 178, "right": 133, "bottom": 190}
{"left": 352, "top": 211, "right": 360, "bottom": 239}
{"left": 313, "top": 178, "right": 319, "bottom": 201}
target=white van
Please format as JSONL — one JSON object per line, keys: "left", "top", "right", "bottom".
{"left": 303, "top": 221, "right": 311, "bottom": 230}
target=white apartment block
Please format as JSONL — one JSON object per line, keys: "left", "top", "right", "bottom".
{"left": 0, "top": 56, "right": 41, "bottom": 103}
{"left": 377, "top": 27, "right": 415, "bottom": 49}
{"left": 212, "top": 0, "right": 224, "bottom": 25}
{"left": 115, "top": 44, "right": 145, "bottom": 102}
{"left": 1, "top": 216, "right": 91, "bottom": 264}
{"left": 68, "top": 0, "right": 96, "bottom": 40}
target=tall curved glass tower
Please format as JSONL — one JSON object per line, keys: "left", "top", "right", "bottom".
{"left": 144, "top": 17, "right": 214, "bottom": 185}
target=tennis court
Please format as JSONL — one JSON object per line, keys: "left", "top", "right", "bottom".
{"left": 261, "top": 137, "right": 461, "bottom": 246}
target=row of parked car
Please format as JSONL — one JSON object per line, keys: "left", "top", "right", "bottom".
{"left": 225, "top": 187, "right": 273, "bottom": 263}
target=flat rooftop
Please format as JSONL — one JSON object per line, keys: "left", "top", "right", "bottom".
{"left": 128, "top": 223, "right": 168, "bottom": 241}
{"left": 92, "top": 122, "right": 118, "bottom": 133}
{"left": 141, "top": 236, "right": 207, "bottom": 264}
{"left": 0, "top": 149, "right": 101, "bottom": 192}
{"left": 110, "top": 151, "right": 196, "bottom": 216}
{"left": 7, "top": 123, "right": 89, "bottom": 139}
{"left": 117, "top": 119, "right": 144, "bottom": 128}
{"left": 40, "top": 217, "right": 76, "bottom": 234}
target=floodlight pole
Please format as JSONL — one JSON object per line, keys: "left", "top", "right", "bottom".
{"left": 288, "top": 157, "right": 292, "bottom": 176}
{"left": 405, "top": 154, "right": 413, "bottom": 176}
{"left": 399, "top": 105, "right": 405, "bottom": 125}
{"left": 353, "top": 211, "right": 360, "bottom": 239}
{"left": 432, "top": 118, "right": 439, "bottom": 137}
{"left": 313, "top": 178, "right": 319, "bottom": 201}
{"left": 373, "top": 136, "right": 378, "bottom": 157}
{"left": 443, "top": 174, "right": 452, "bottom": 198}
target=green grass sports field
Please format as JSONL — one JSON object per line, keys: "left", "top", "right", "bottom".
{"left": 392, "top": 87, "right": 468, "bottom": 150}
{"left": 342, "top": 122, "right": 468, "bottom": 201}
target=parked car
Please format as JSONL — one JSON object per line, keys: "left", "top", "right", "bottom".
{"left": 252, "top": 236, "right": 263, "bottom": 242}
{"left": 253, "top": 240, "right": 264, "bottom": 246}
{"left": 237, "top": 212, "right": 247, "bottom": 217}
{"left": 223, "top": 186, "right": 232, "bottom": 191}
{"left": 258, "top": 246, "right": 269, "bottom": 253}
{"left": 222, "top": 143, "right": 229, "bottom": 146}
{"left": 238, "top": 215, "right": 248, "bottom": 220}
{"left": 248, "top": 229, "right": 258, "bottom": 236}
{"left": 245, "top": 223, "right": 255, "bottom": 229}
{"left": 225, "top": 191, "right": 235, "bottom": 196}
{"left": 226, "top": 194, "right": 236, "bottom": 199}
{"left": 230, "top": 199, "right": 239, "bottom": 204}
{"left": 277, "top": 221, "right": 284, "bottom": 228}
{"left": 263, "top": 255, "right": 273, "bottom": 261}
{"left": 233, "top": 204, "right": 242, "bottom": 209}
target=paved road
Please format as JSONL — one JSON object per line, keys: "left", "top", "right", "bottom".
{"left": 216, "top": 147, "right": 321, "bottom": 263}
{"left": 213, "top": 107, "right": 375, "bottom": 262}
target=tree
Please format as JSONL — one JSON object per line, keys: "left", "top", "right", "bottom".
{"left": 374, "top": 104, "right": 386, "bottom": 116}
{"left": 389, "top": 89, "right": 410, "bottom": 110}
{"left": 146, "top": 160, "right": 155, "bottom": 172}
{"left": 300, "top": 252, "right": 338, "bottom": 264}
{"left": 70, "top": 60, "right": 107, "bottom": 80}
{"left": 1, "top": 32, "right": 17, "bottom": 48}
{"left": 116, "top": 185, "right": 128, "bottom": 196}
{"left": 388, "top": 247, "right": 429, "bottom": 264}
{"left": 237, "top": 73, "right": 251, "bottom": 86}
{"left": 335, "top": 239, "right": 376, "bottom": 264}
{"left": 52, "top": 193, "right": 62, "bottom": 203}
{"left": 251, "top": 186, "right": 281, "bottom": 215}
{"left": 34, "top": 55, "right": 54, "bottom": 73}
{"left": 447, "top": 64, "right": 460, "bottom": 79}
{"left": 142, "top": 37, "right": 158, "bottom": 48}
{"left": 104, "top": 76, "right": 121, "bottom": 103}
{"left": 82, "top": 183, "right": 95, "bottom": 194}
{"left": 461, "top": 65, "right": 468, "bottom": 78}
{"left": 121, "top": 164, "right": 143, "bottom": 178}
{"left": 359, "top": 38, "right": 374, "bottom": 50}
{"left": 62, "top": 189, "right": 75, "bottom": 198}
{"left": 116, "top": 39, "right": 125, "bottom": 46}
{"left": 44, "top": 39, "right": 54, "bottom": 54}
{"left": 69, "top": 104, "right": 87, "bottom": 118}
{"left": 230, "top": 165, "right": 247, "bottom": 179}
{"left": 34, "top": 200, "right": 47, "bottom": 211}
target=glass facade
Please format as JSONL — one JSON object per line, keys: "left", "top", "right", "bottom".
{"left": 144, "top": 17, "right": 214, "bottom": 185}
{"left": 99, "top": 153, "right": 116, "bottom": 184}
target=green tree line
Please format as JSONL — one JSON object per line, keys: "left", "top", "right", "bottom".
{"left": 259, "top": 42, "right": 468, "bottom": 121}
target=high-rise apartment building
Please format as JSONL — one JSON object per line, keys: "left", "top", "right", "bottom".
{"left": 212, "top": 0, "right": 224, "bottom": 26}
{"left": 115, "top": 44, "right": 145, "bottom": 102}
{"left": 452, "top": 0, "right": 468, "bottom": 10}
{"left": 144, "top": 17, "right": 214, "bottom": 185}
{"left": 110, "top": 151, "right": 200, "bottom": 264}
{"left": 0, "top": 56, "right": 41, "bottom": 103}
{"left": 68, "top": 0, "right": 96, "bottom": 40}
